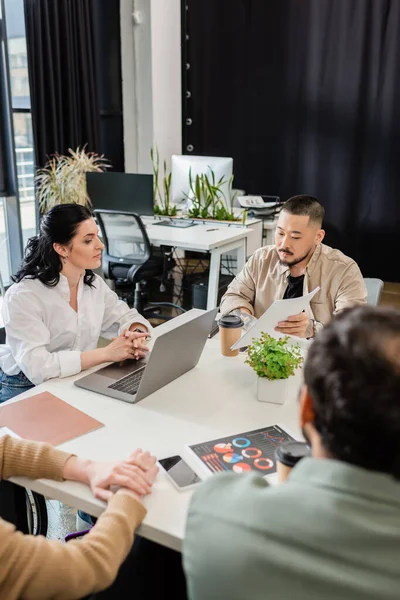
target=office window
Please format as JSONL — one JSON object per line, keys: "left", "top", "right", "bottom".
{"left": 13, "top": 113, "right": 35, "bottom": 246}
{"left": 4, "top": 0, "right": 36, "bottom": 256}
{"left": 0, "top": 2, "right": 10, "bottom": 286}
{"left": 0, "top": 199, "right": 10, "bottom": 285}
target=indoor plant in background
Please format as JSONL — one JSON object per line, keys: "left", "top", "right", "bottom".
{"left": 151, "top": 146, "right": 177, "bottom": 216}
{"left": 150, "top": 148, "right": 246, "bottom": 223}
{"left": 246, "top": 333, "right": 303, "bottom": 403}
{"left": 185, "top": 167, "right": 244, "bottom": 223}
{"left": 35, "top": 146, "right": 109, "bottom": 213}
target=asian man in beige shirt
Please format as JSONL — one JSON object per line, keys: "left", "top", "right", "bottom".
{"left": 220, "top": 195, "right": 367, "bottom": 338}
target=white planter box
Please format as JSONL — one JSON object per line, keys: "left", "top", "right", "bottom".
{"left": 256, "top": 376, "right": 293, "bottom": 404}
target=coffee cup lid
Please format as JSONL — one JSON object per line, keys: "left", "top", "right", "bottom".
{"left": 275, "top": 441, "right": 310, "bottom": 467}
{"left": 219, "top": 315, "right": 244, "bottom": 329}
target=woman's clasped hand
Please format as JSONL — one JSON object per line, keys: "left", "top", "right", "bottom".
{"left": 104, "top": 330, "right": 150, "bottom": 362}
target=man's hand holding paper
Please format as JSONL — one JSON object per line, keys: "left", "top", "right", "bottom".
{"left": 275, "top": 311, "right": 313, "bottom": 338}
{"left": 230, "top": 287, "right": 320, "bottom": 350}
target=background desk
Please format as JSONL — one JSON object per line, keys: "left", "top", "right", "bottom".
{"left": 109, "top": 221, "right": 255, "bottom": 310}
{"left": 7, "top": 310, "right": 302, "bottom": 551}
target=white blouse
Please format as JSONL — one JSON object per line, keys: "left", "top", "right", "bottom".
{"left": 0, "top": 274, "right": 151, "bottom": 385}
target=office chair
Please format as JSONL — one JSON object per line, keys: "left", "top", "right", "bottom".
{"left": 364, "top": 278, "right": 384, "bottom": 306}
{"left": 94, "top": 210, "right": 184, "bottom": 320}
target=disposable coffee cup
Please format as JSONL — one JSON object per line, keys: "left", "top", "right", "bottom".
{"left": 275, "top": 441, "right": 310, "bottom": 483}
{"left": 219, "top": 315, "right": 244, "bottom": 357}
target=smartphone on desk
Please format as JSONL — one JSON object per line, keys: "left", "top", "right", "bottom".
{"left": 158, "top": 455, "right": 202, "bottom": 491}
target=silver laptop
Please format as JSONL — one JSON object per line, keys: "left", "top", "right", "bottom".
{"left": 74, "top": 309, "right": 218, "bottom": 403}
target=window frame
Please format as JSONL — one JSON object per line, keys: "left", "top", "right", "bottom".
{"left": 0, "top": 0, "right": 31, "bottom": 280}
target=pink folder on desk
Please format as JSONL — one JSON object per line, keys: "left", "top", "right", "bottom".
{"left": 0, "top": 391, "right": 104, "bottom": 445}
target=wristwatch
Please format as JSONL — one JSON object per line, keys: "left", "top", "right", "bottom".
{"left": 307, "top": 319, "right": 323, "bottom": 339}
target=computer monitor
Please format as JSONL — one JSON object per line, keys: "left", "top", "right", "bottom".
{"left": 86, "top": 172, "right": 154, "bottom": 216}
{"left": 171, "top": 155, "right": 233, "bottom": 206}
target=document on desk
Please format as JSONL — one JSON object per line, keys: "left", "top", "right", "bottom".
{"left": 0, "top": 392, "right": 104, "bottom": 446}
{"left": 231, "top": 287, "right": 320, "bottom": 350}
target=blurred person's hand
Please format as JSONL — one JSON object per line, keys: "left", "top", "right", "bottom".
{"left": 62, "top": 450, "right": 158, "bottom": 503}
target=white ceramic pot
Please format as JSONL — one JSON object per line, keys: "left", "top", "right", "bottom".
{"left": 256, "top": 376, "right": 292, "bottom": 404}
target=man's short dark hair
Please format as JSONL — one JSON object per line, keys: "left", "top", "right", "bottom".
{"left": 304, "top": 306, "right": 400, "bottom": 479}
{"left": 282, "top": 195, "right": 325, "bottom": 226}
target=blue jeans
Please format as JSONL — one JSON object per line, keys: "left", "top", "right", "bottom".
{"left": 0, "top": 369, "right": 35, "bottom": 403}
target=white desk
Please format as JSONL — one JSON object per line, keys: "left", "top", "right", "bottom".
{"left": 9, "top": 310, "right": 302, "bottom": 551}
{"left": 149, "top": 215, "right": 264, "bottom": 258}
{"left": 108, "top": 219, "right": 254, "bottom": 310}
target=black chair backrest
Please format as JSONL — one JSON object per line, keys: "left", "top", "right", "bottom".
{"left": 94, "top": 210, "right": 152, "bottom": 269}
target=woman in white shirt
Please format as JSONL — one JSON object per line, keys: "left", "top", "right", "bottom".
{"left": 0, "top": 203, "right": 151, "bottom": 403}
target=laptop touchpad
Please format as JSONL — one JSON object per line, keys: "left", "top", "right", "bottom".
{"left": 98, "top": 358, "right": 147, "bottom": 380}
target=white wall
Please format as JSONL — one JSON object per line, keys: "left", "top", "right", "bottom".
{"left": 150, "top": 0, "right": 182, "bottom": 171}
{"left": 120, "top": 0, "right": 182, "bottom": 174}
{"left": 120, "top": 0, "right": 153, "bottom": 173}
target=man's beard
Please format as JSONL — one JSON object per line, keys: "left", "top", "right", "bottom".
{"left": 277, "top": 246, "right": 314, "bottom": 267}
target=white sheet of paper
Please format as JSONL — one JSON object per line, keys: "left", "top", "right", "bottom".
{"left": 231, "top": 287, "right": 320, "bottom": 350}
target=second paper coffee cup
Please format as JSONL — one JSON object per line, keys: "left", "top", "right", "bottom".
{"left": 275, "top": 441, "right": 310, "bottom": 483}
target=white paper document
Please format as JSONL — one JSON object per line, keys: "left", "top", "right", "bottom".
{"left": 231, "top": 287, "right": 320, "bottom": 350}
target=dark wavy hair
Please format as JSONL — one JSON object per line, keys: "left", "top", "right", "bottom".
{"left": 13, "top": 203, "right": 96, "bottom": 287}
{"left": 304, "top": 306, "right": 400, "bottom": 479}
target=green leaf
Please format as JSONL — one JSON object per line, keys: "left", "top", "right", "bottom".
{"left": 245, "top": 333, "right": 303, "bottom": 380}
{"left": 195, "top": 175, "right": 202, "bottom": 207}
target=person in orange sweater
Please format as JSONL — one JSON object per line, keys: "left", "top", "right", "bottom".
{"left": 0, "top": 434, "right": 160, "bottom": 599}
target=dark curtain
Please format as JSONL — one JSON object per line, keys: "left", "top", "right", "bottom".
{"left": 92, "top": 0, "right": 125, "bottom": 172}
{"left": 184, "top": 0, "right": 400, "bottom": 281}
{"left": 24, "top": 0, "right": 100, "bottom": 168}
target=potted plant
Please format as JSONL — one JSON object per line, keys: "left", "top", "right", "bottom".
{"left": 185, "top": 167, "right": 243, "bottom": 222}
{"left": 246, "top": 333, "right": 303, "bottom": 404}
{"left": 35, "top": 146, "right": 109, "bottom": 213}
{"left": 151, "top": 147, "right": 177, "bottom": 216}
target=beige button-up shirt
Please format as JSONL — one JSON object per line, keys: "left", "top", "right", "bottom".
{"left": 220, "top": 243, "right": 367, "bottom": 325}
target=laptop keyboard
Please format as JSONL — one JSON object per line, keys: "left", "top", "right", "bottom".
{"left": 108, "top": 367, "right": 145, "bottom": 395}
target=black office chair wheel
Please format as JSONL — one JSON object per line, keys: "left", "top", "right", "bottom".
{"left": 25, "top": 490, "right": 48, "bottom": 536}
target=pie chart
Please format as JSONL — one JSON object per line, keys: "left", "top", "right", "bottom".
{"left": 233, "top": 462, "right": 252, "bottom": 473}
{"left": 222, "top": 453, "right": 243, "bottom": 464}
{"left": 242, "top": 447, "right": 262, "bottom": 459}
{"left": 254, "top": 458, "right": 274, "bottom": 470}
{"left": 214, "top": 443, "right": 233, "bottom": 454}
{"left": 232, "top": 437, "right": 251, "bottom": 448}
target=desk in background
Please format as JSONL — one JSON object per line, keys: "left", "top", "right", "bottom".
{"left": 7, "top": 310, "right": 302, "bottom": 551}
{"left": 108, "top": 218, "right": 257, "bottom": 310}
